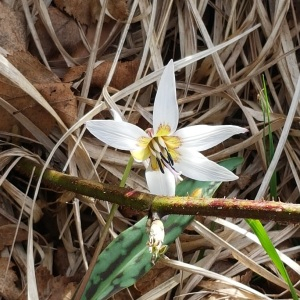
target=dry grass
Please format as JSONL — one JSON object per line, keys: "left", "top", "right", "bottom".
{"left": 0, "top": 0, "right": 300, "bottom": 299}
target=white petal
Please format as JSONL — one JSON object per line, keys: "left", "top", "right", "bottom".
{"left": 174, "top": 148, "right": 238, "bottom": 181}
{"left": 110, "top": 109, "right": 123, "bottom": 121}
{"left": 146, "top": 168, "right": 176, "bottom": 196}
{"left": 153, "top": 60, "right": 178, "bottom": 135}
{"left": 86, "top": 120, "right": 147, "bottom": 150}
{"left": 175, "top": 125, "right": 248, "bottom": 151}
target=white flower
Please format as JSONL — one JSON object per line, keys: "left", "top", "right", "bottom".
{"left": 86, "top": 60, "right": 247, "bottom": 196}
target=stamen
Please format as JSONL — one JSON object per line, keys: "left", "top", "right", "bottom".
{"left": 156, "top": 158, "right": 165, "bottom": 173}
{"left": 145, "top": 129, "right": 178, "bottom": 175}
{"left": 160, "top": 153, "right": 169, "bottom": 164}
{"left": 166, "top": 149, "right": 174, "bottom": 165}
{"left": 151, "top": 139, "right": 161, "bottom": 153}
{"left": 161, "top": 148, "right": 168, "bottom": 158}
{"left": 157, "top": 136, "right": 166, "bottom": 148}
{"left": 149, "top": 146, "right": 157, "bottom": 157}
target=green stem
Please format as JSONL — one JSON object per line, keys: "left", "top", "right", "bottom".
{"left": 94, "top": 156, "right": 134, "bottom": 257}
{"left": 98, "top": 156, "right": 134, "bottom": 252}
{"left": 14, "top": 158, "right": 300, "bottom": 223}
{"left": 68, "top": 157, "right": 133, "bottom": 300}
{"left": 120, "top": 156, "right": 134, "bottom": 188}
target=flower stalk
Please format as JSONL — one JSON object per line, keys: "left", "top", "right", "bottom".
{"left": 15, "top": 158, "right": 300, "bottom": 223}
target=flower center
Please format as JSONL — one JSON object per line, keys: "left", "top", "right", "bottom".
{"left": 149, "top": 136, "right": 174, "bottom": 173}
{"left": 131, "top": 127, "right": 182, "bottom": 179}
{"left": 145, "top": 128, "right": 182, "bottom": 178}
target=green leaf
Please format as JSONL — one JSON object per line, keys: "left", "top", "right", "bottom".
{"left": 82, "top": 157, "right": 242, "bottom": 299}
{"left": 246, "top": 219, "right": 298, "bottom": 300}
{"left": 82, "top": 217, "right": 152, "bottom": 300}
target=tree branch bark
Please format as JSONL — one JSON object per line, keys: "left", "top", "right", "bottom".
{"left": 14, "top": 158, "right": 300, "bottom": 223}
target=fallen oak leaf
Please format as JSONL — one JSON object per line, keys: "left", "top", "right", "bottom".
{"left": 0, "top": 79, "right": 56, "bottom": 137}
{"left": 63, "top": 59, "right": 140, "bottom": 91}
{"left": 54, "top": 0, "right": 128, "bottom": 24}
{"left": 54, "top": 0, "right": 101, "bottom": 25}
{"left": 0, "top": 2, "right": 27, "bottom": 52}
{"left": 35, "top": 82, "right": 77, "bottom": 128}
{"left": 0, "top": 51, "right": 77, "bottom": 137}
{"left": 7, "top": 51, "right": 60, "bottom": 84}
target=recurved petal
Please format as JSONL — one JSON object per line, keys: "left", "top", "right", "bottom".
{"left": 145, "top": 167, "right": 176, "bottom": 196}
{"left": 175, "top": 125, "right": 247, "bottom": 151}
{"left": 174, "top": 148, "right": 238, "bottom": 181}
{"left": 153, "top": 60, "right": 178, "bottom": 135}
{"left": 86, "top": 120, "right": 147, "bottom": 151}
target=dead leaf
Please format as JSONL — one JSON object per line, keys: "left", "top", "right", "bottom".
{"left": 0, "top": 225, "right": 28, "bottom": 251}
{"left": 0, "top": 51, "right": 77, "bottom": 137}
{"left": 54, "top": 0, "right": 128, "bottom": 24}
{"left": 72, "top": 19, "right": 119, "bottom": 59}
{"left": 0, "top": 85, "right": 56, "bottom": 137}
{"left": 35, "top": 82, "right": 77, "bottom": 127}
{"left": 106, "top": 0, "right": 128, "bottom": 21}
{"left": 0, "top": 2, "right": 27, "bottom": 52}
{"left": 0, "top": 258, "right": 22, "bottom": 300}
{"left": 19, "top": 265, "right": 77, "bottom": 300}
{"left": 63, "top": 59, "right": 140, "bottom": 91}
{"left": 135, "top": 260, "right": 176, "bottom": 295}
{"left": 30, "top": 4, "right": 124, "bottom": 61}
{"left": 237, "top": 173, "right": 252, "bottom": 190}
{"left": 54, "top": 0, "right": 101, "bottom": 25}
{"left": 53, "top": 246, "right": 70, "bottom": 276}
{"left": 8, "top": 51, "right": 60, "bottom": 84}
{"left": 216, "top": 181, "right": 236, "bottom": 197}
{"left": 240, "top": 270, "right": 253, "bottom": 285}
{"left": 113, "top": 261, "right": 175, "bottom": 299}
{"left": 29, "top": 6, "right": 84, "bottom": 60}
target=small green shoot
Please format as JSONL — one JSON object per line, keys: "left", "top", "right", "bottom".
{"left": 249, "top": 77, "right": 297, "bottom": 299}
{"left": 260, "top": 75, "right": 277, "bottom": 199}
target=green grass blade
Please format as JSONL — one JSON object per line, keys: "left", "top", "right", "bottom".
{"left": 246, "top": 219, "right": 298, "bottom": 299}
{"left": 261, "top": 75, "right": 277, "bottom": 199}
{"left": 256, "top": 77, "right": 296, "bottom": 296}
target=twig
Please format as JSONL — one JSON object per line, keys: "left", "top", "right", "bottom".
{"left": 15, "top": 158, "right": 300, "bottom": 223}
